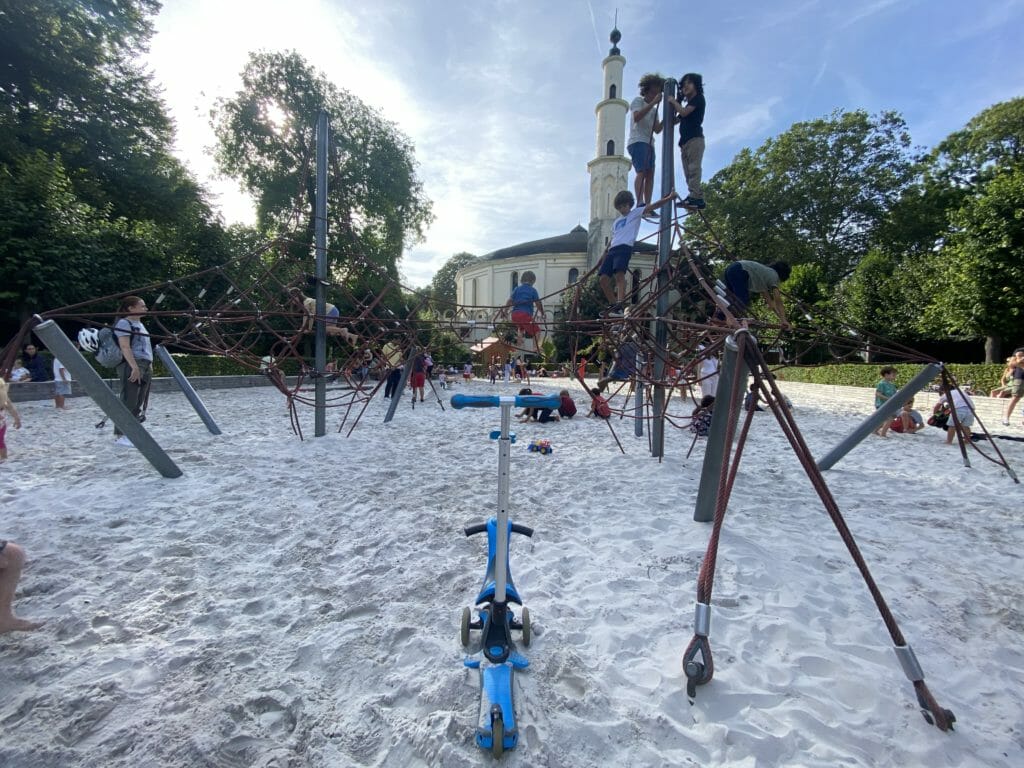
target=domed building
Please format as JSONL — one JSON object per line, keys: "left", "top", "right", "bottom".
{"left": 455, "top": 27, "right": 660, "bottom": 353}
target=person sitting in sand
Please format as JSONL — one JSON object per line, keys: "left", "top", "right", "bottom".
{"left": 289, "top": 287, "right": 358, "bottom": 344}
{"left": 990, "top": 356, "right": 1016, "bottom": 398}
{"left": 889, "top": 398, "right": 925, "bottom": 434}
{"left": 557, "top": 389, "right": 577, "bottom": 419}
{"left": 587, "top": 388, "right": 612, "bottom": 419}
{"left": 744, "top": 382, "right": 764, "bottom": 412}
{"left": 0, "top": 539, "right": 44, "bottom": 634}
{"left": 516, "top": 388, "right": 560, "bottom": 423}
{"left": 9, "top": 358, "right": 30, "bottom": 383}
{"left": 690, "top": 394, "right": 715, "bottom": 436}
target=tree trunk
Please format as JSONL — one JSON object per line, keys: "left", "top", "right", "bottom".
{"left": 985, "top": 335, "right": 1001, "bottom": 364}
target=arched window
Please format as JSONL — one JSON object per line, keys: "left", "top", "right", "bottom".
{"left": 631, "top": 269, "right": 642, "bottom": 305}
{"left": 470, "top": 278, "right": 477, "bottom": 306}
{"left": 606, "top": 140, "right": 615, "bottom": 156}
{"left": 567, "top": 267, "right": 579, "bottom": 285}
{"left": 510, "top": 271, "right": 519, "bottom": 291}
{"left": 609, "top": 84, "right": 617, "bottom": 99}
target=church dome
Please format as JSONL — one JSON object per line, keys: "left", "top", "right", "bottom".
{"left": 481, "top": 225, "right": 589, "bottom": 262}
{"left": 480, "top": 224, "right": 655, "bottom": 262}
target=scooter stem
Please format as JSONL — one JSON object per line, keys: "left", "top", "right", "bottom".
{"left": 494, "top": 401, "right": 512, "bottom": 605}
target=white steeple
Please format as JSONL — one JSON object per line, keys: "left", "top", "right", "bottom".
{"left": 586, "top": 26, "right": 632, "bottom": 268}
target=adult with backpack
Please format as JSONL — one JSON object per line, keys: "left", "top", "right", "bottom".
{"left": 113, "top": 296, "right": 153, "bottom": 447}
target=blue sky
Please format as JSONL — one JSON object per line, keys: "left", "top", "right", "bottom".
{"left": 145, "top": 0, "right": 1024, "bottom": 287}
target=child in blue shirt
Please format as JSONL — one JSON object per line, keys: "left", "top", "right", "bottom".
{"left": 503, "top": 270, "right": 544, "bottom": 354}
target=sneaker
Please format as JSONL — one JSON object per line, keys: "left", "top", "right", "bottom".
{"left": 115, "top": 436, "right": 133, "bottom": 447}
{"left": 605, "top": 304, "right": 624, "bottom": 318}
{"left": 1002, "top": 419, "right": 1010, "bottom": 426}
{"left": 688, "top": 197, "right": 706, "bottom": 210}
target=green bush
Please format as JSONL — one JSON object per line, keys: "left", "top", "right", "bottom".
{"left": 86, "top": 354, "right": 304, "bottom": 378}
{"left": 774, "top": 362, "right": 1003, "bottom": 392}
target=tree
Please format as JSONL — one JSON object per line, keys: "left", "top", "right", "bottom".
{"left": 0, "top": 0, "right": 230, "bottom": 337}
{"left": 211, "top": 51, "right": 433, "bottom": 280}
{"left": 694, "top": 110, "right": 916, "bottom": 287}
{"left": 919, "top": 168, "right": 1024, "bottom": 360}
{"left": 917, "top": 98, "right": 1024, "bottom": 361}
{"left": 429, "top": 252, "right": 477, "bottom": 307}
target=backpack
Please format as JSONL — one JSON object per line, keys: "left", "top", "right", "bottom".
{"left": 95, "top": 327, "right": 124, "bottom": 368}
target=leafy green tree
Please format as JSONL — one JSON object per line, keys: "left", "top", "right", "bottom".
{"left": 919, "top": 168, "right": 1024, "bottom": 359}
{"left": 0, "top": 0, "right": 230, "bottom": 337}
{"left": 212, "top": 51, "right": 433, "bottom": 279}
{"left": 429, "top": 252, "right": 477, "bottom": 308}
{"left": 695, "top": 110, "right": 915, "bottom": 287}
{"left": 916, "top": 98, "right": 1024, "bottom": 361}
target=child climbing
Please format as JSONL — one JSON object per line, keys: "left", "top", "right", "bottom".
{"left": 690, "top": 394, "right": 715, "bottom": 436}
{"left": 290, "top": 287, "right": 359, "bottom": 344}
{"left": 502, "top": 271, "right": 544, "bottom": 355}
{"left": 627, "top": 73, "right": 665, "bottom": 206}
{"left": 665, "top": 73, "right": 706, "bottom": 209}
{"left": 599, "top": 189, "right": 676, "bottom": 316}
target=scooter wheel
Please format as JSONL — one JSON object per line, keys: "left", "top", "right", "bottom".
{"left": 491, "top": 712, "right": 505, "bottom": 758}
{"left": 521, "top": 606, "right": 531, "bottom": 646}
{"left": 460, "top": 606, "right": 471, "bottom": 647}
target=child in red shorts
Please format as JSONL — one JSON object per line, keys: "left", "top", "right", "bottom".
{"left": 503, "top": 271, "right": 544, "bottom": 354}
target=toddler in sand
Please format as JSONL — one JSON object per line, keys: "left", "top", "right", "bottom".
{"left": 0, "top": 377, "right": 22, "bottom": 461}
{"left": 0, "top": 540, "right": 44, "bottom": 634}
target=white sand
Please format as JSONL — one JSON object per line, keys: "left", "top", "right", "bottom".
{"left": 1, "top": 377, "right": 1022, "bottom": 767}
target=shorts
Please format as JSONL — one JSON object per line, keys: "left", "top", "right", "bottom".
{"left": 326, "top": 306, "right": 340, "bottom": 325}
{"left": 511, "top": 310, "right": 540, "bottom": 338}
{"left": 627, "top": 142, "right": 655, "bottom": 172}
{"left": 54, "top": 380, "right": 72, "bottom": 396}
{"left": 953, "top": 407, "right": 975, "bottom": 428}
{"left": 599, "top": 244, "right": 633, "bottom": 277}
{"left": 537, "top": 409, "right": 556, "bottom": 423}
{"left": 410, "top": 372, "right": 425, "bottom": 388}
{"left": 723, "top": 262, "right": 750, "bottom": 313}
{"left": 1011, "top": 379, "right": 1024, "bottom": 397}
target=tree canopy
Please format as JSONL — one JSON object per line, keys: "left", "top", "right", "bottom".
{"left": 695, "top": 110, "right": 916, "bottom": 286}
{"left": 211, "top": 51, "right": 433, "bottom": 281}
{"left": 429, "top": 252, "right": 478, "bottom": 307}
{"left": 0, "top": 0, "right": 230, "bottom": 339}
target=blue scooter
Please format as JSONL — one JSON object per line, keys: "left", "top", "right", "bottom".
{"left": 451, "top": 392, "right": 560, "bottom": 758}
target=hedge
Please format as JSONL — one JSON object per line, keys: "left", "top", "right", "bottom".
{"left": 774, "top": 362, "right": 1003, "bottom": 392}
{"left": 85, "top": 354, "right": 304, "bottom": 378}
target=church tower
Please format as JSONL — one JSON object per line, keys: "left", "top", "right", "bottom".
{"left": 586, "top": 26, "right": 632, "bottom": 268}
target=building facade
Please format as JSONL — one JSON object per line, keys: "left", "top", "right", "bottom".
{"left": 454, "top": 27, "right": 658, "bottom": 349}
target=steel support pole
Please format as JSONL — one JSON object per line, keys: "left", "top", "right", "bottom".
{"left": 154, "top": 345, "right": 221, "bottom": 435}
{"left": 634, "top": 349, "right": 644, "bottom": 436}
{"left": 694, "top": 333, "right": 748, "bottom": 522}
{"left": 32, "top": 319, "right": 182, "bottom": 478}
{"left": 651, "top": 78, "right": 677, "bottom": 459}
{"left": 817, "top": 363, "right": 942, "bottom": 471}
{"left": 314, "top": 110, "right": 329, "bottom": 437}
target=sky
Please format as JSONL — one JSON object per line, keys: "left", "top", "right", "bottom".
{"left": 144, "top": 0, "right": 1024, "bottom": 287}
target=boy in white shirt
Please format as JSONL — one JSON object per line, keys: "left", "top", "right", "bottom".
{"left": 599, "top": 189, "right": 676, "bottom": 316}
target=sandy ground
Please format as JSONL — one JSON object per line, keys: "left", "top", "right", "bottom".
{"left": 1, "top": 376, "right": 1022, "bottom": 767}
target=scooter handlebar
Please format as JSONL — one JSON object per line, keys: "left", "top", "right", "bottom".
{"left": 451, "top": 394, "right": 560, "bottom": 410}
{"left": 464, "top": 522, "right": 534, "bottom": 537}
